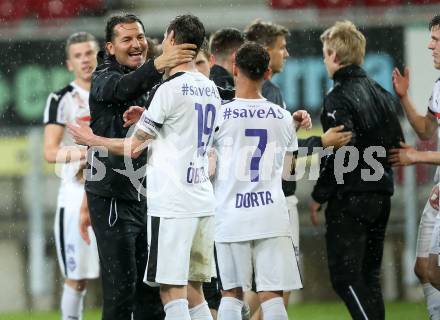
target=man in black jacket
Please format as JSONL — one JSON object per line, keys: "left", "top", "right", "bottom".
{"left": 82, "top": 13, "right": 196, "bottom": 320}
{"left": 309, "top": 21, "right": 404, "bottom": 320}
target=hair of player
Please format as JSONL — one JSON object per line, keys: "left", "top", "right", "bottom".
{"left": 146, "top": 37, "right": 161, "bottom": 60}
{"left": 235, "top": 42, "right": 270, "bottom": 81}
{"left": 209, "top": 27, "right": 244, "bottom": 59}
{"left": 429, "top": 15, "right": 440, "bottom": 30}
{"left": 320, "top": 20, "right": 366, "bottom": 66}
{"left": 167, "top": 14, "right": 205, "bottom": 54}
{"left": 244, "top": 20, "right": 289, "bottom": 48}
{"left": 199, "top": 38, "right": 211, "bottom": 60}
{"left": 65, "top": 32, "right": 98, "bottom": 57}
{"left": 105, "top": 13, "right": 146, "bottom": 43}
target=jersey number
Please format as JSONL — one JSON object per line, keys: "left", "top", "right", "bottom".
{"left": 245, "top": 129, "right": 267, "bottom": 182}
{"left": 195, "top": 103, "right": 216, "bottom": 156}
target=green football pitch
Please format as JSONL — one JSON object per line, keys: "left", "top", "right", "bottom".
{"left": 0, "top": 301, "right": 427, "bottom": 319}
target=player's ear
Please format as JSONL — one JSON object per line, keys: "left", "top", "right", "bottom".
{"left": 106, "top": 42, "right": 115, "bottom": 55}
{"left": 263, "top": 68, "right": 271, "bottom": 81}
{"left": 66, "top": 59, "right": 74, "bottom": 72}
{"left": 232, "top": 63, "right": 238, "bottom": 77}
{"left": 230, "top": 51, "right": 236, "bottom": 64}
{"left": 210, "top": 54, "right": 215, "bottom": 67}
{"left": 166, "top": 30, "right": 176, "bottom": 46}
{"left": 330, "top": 50, "right": 338, "bottom": 64}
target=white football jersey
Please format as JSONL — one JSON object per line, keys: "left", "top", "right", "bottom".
{"left": 43, "top": 82, "right": 90, "bottom": 206}
{"left": 136, "top": 71, "right": 221, "bottom": 218}
{"left": 428, "top": 79, "right": 440, "bottom": 183}
{"left": 213, "top": 98, "right": 298, "bottom": 242}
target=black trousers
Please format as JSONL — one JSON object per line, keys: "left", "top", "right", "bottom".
{"left": 87, "top": 192, "right": 164, "bottom": 320}
{"left": 325, "top": 193, "right": 390, "bottom": 320}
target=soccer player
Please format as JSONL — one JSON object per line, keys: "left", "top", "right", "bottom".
{"left": 69, "top": 14, "right": 221, "bottom": 320}
{"left": 209, "top": 28, "right": 244, "bottom": 90}
{"left": 243, "top": 19, "right": 350, "bottom": 319}
{"left": 79, "top": 13, "right": 197, "bottom": 320}
{"left": 309, "top": 21, "right": 404, "bottom": 320}
{"left": 195, "top": 39, "right": 212, "bottom": 78}
{"left": 389, "top": 14, "right": 440, "bottom": 319}
{"left": 194, "top": 39, "right": 224, "bottom": 320}
{"left": 43, "top": 31, "right": 100, "bottom": 320}
{"left": 244, "top": 19, "right": 352, "bottom": 244}
{"left": 213, "top": 42, "right": 302, "bottom": 320}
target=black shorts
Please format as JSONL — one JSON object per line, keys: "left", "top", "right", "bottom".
{"left": 87, "top": 192, "right": 163, "bottom": 320}
{"left": 203, "top": 277, "right": 222, "bottom": 310}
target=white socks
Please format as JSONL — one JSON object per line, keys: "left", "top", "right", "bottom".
{"left": 217, "top": 297, "right": 243, "bottom": 320}
{"left": 189, "top": 301, "right": 213, "bottom": 320}
{"left": 61, "top": 284, "right": 86, "bottom": 320}
{"left": 164, "top": 299, "right": 191, "bottom": 320}
{"left": 423, "top": 283, "right": 440, "bottom": 320}
{"left": 242, "top": 301, "right": 251, "bottom": 320}
{"left": 261, "top": 297, "right": 288, "bottom": 320}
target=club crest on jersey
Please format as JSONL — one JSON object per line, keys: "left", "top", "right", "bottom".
{"left": 67, "top": 257, "right": 77, "bottom": 272}
{"left": 73, "top": 92, "right": 87, "bottom": 110}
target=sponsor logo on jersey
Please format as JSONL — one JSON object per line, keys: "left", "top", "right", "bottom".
{"left": 77, "top": 115, "right": 92, "bottom": 122}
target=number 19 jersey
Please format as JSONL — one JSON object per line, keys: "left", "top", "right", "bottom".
{"left": 213, "top": 98, "right": 298, "bottom": 242}
{"left": 136, "top": 71, "right": 221, "bottom": 218}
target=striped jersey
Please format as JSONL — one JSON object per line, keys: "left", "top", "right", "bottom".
{"left": 43, "top": 82, "right": 90, "bottom": 206}
{"left": 428, "top": 79, "right": 440, "bottom": 183}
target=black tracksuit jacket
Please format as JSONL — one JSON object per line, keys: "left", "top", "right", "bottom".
{"left": 85, "top": 51, "right": 163, "bottom": 200}
{"left": 311, "top": 65, "right": 404, "bottom": 203}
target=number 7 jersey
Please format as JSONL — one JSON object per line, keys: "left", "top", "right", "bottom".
{"left": 136, "top": 71, "right": 221, "bottom": 218}
{"left": 213, "top": 98, "right": 298, "bottom": 242}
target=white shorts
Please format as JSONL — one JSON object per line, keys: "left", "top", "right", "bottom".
{"left": 416, "top": 188, "right": 439, "bottom": 258}
{"left": 430, "top": 217, "right": 440, "bottom": 259}
{"left": 54, "top": 182, "right": 99, "bottom": 280}
{"left": 145, "top": 215, "right": 214, "bottom": 286}
{"left": 216, "top": 236, "right": 303, "bottom": 292}
{"left": 286, "top": 195, "right": 299, "bottom": 253}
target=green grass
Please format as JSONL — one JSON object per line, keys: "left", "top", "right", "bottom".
{"left": 0, "top": 301, "right": 427, "bottom": 320}
{"left": 288, "top": 301, "right": 427, "bottom": 319}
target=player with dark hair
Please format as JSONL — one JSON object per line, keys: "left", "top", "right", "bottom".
{"left": 209, "top": 28, "right": 244, "bottom": 89}
{"left": 389, "top": 14, "right": 440, "bottom": 320}
{"left": 244, "top": 20, "right": 289, "bottom": 106}
{"left": 69, "top": 14, "right": 221, "bottom": 320}
{"left": 214, "top": 41, "right": 302, "bottom": 320}
{"left": 243, "top": 19, "right": 350, "bottom": 319}
{"left": 78, "top": 12, "right": 197, "bottom": 320}
{"left": 43, "top": 31, "right": 100, "bottom": 320}
{"left": 195, "top": 39, "right": 211, "bottom": 78}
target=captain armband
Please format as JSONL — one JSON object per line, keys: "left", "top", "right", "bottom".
{"left": 138, "top": 113, "right": 162, "bottom": 137}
